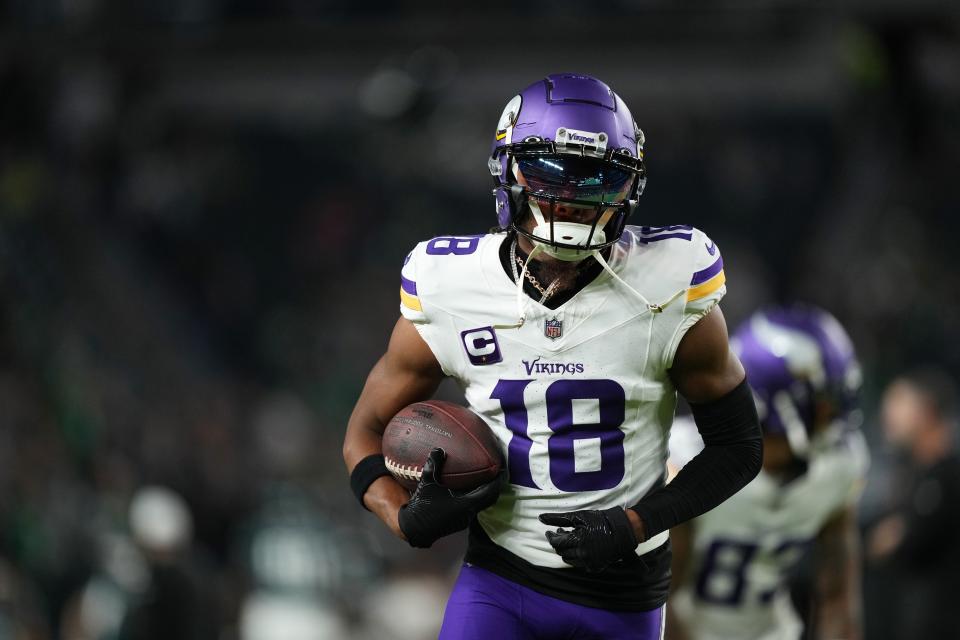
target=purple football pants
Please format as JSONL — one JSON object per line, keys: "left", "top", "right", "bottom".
{"left": 438, "top": 564, "right": 665, "bottom": 640}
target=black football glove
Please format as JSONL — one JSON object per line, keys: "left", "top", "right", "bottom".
{"left": 538, "top": 507, "right": 639, "bottom": 573}
{"left": 398, "top": 448, "right": 502, "bottom": 549}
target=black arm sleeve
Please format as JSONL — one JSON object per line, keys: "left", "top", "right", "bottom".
{"left": 630, "top": 378, "right": 763, "bottom": 540}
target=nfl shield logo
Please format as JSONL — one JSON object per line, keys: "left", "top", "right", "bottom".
{"left": 544, "top": 317, "right": 563, "bottom": 340}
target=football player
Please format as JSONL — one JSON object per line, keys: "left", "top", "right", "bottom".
{"left": 666, "top": 306, "right": 869, "bottom": 640}
{"left": 343, "top": 73, "right": 763, "bottom": 639}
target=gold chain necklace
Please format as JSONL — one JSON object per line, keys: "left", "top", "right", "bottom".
{"left": 511, "top": 241, "right": 558, "bottom": 302}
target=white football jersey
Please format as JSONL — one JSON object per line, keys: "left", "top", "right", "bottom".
{"left": 398, "top": 225, "right": 726, "bottom": 568}
{"left": 668, "top": 416, "right": 869, "bottom": 640}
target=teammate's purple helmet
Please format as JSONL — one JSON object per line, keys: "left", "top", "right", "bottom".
{"left": 489, "top": 74, "right": 646, "bottom": 255}
{"left": 732, "top": 305, "right": 862, "bottom": 456}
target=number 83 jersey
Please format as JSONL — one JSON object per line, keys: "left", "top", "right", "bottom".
{"left": 668, "top": 416, "right": 869, "bottom": 639}
{"left": 399, "top": 226, "right": 726, "bottom": 568}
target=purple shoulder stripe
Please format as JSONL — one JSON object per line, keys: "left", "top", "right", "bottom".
{"left": 691, "top": 255, "right": 724, "bottom": 285}
{"left": 639, "top": 232, "right": 693, "bottom": 243}
{"left": 401, "top": 275, "right": 418, "bottom": 295}
{"left": 640, "top": 224, "right": 694, "bottom": 234}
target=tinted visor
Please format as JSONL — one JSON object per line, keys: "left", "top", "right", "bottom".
{"left": 515, "top": 156, "right": 634, "bottom": 206}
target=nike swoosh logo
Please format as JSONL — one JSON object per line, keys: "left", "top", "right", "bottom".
{"left": 705, "top": 240, "right": 717, "bottom": 255}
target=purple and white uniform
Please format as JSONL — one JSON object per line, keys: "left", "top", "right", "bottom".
{"left": 400, "top": 226, "right": 726, "bottom": 614}
{"left": 669, "top": 416, "right": 867, "bottom": 640}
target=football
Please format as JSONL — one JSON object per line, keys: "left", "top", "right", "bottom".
{"left": 382, "top": 400, "right": 504, "bottom": 491}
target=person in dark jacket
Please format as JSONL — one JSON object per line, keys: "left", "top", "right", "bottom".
{"left": 867, "top": 367, "right": 960, "bottom": 639}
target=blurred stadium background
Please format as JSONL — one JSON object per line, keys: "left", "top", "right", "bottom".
{"left": 1, "top": 1, "right": 959, "bottom": 638}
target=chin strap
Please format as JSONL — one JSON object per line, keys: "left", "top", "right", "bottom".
{"left": 592, "top": 250, "right": 687, "bottom": 314}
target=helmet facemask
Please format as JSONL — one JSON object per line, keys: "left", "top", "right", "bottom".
{"left": 493, "top": 141, "right": 645, "bottom": 262}
{"left": 511, "top": 155, "right": 635, "bottom": 261}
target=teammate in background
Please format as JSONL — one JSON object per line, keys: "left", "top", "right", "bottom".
{"left": 343, "top": 73, "right": 763, "bottom": 639}
{"left": 667, "top": 306, "right": 869, "bottom": 640}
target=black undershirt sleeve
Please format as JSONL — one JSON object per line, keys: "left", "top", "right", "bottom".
{"left": 630, "top": 378, "right": 763, "bottom": 540}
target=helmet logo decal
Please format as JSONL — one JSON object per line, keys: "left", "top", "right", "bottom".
{"left": 495, "top": 95, "right": 522, "bottom": 144}
{"left": 751, "top": 316, "right": 827, "bottom": 389}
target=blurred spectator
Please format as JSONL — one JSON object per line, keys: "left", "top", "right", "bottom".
{"left": 116, "top": 487, "right": 219, "bottom": 640}
{"left": 355, "top": 573, "right": 450, "bottom": 640}
{"left": 238, "top": 591, "right": 348, "bottom": 640}
{"left": 867, "top": 368, "right": 960, "bottom": 639}
{"left": 231, "top": 483, "right": 354, "bottom": 639}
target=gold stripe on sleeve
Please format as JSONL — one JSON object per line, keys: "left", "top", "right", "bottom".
{"left": 686, "top": 270, "right": 726, "bottom": 302}
{"left": 400, "top": 288, "right": 423, "bottom": 311}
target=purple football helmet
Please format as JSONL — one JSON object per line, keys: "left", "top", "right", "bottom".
{"left": 489, "top": 74, "right": 646, "bottom": 259}
{"left": 732, "top": 305, "right": 862, "bottom": 457}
